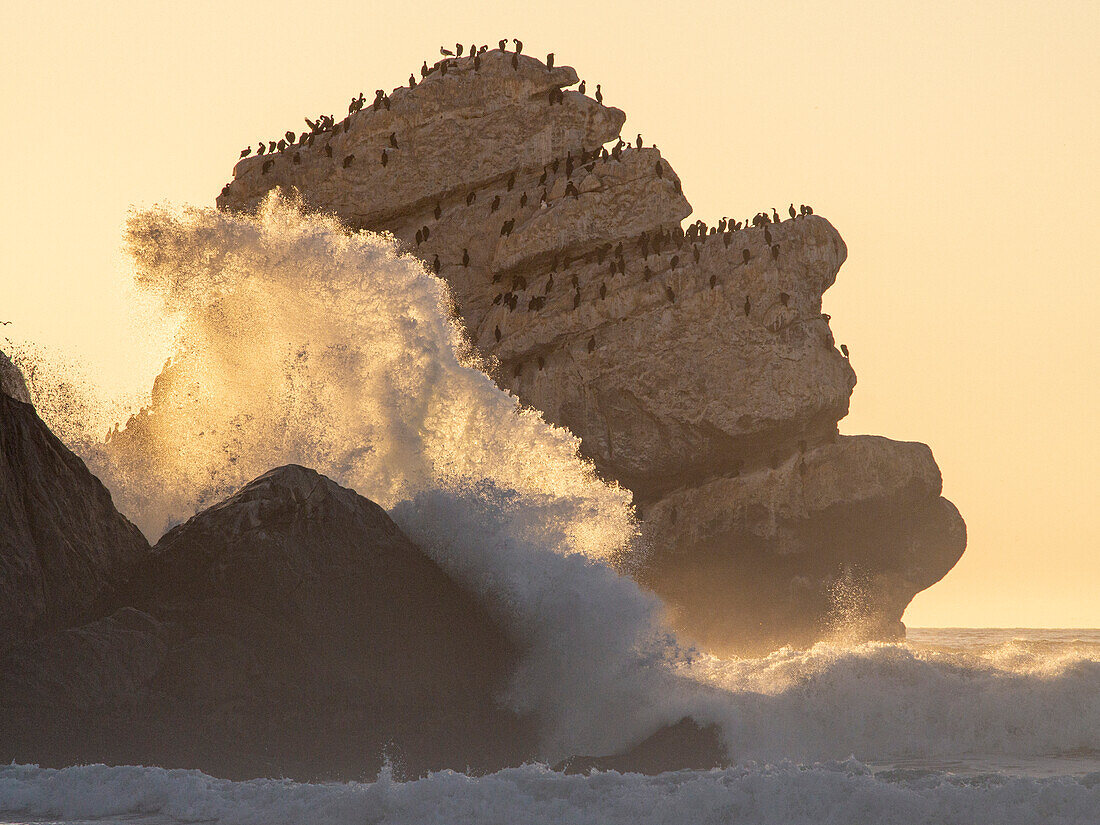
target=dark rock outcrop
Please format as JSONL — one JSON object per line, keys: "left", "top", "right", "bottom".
{"left": 0, "top": 464, "right": 536, "bottom": 780}
{"left": 555, "top": 717, "right": 728, "bottom": 775}
{"left": 0, "top": 351, "right": 150, "bottom": 654}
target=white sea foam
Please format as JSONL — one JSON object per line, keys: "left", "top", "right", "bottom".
{"left": 2, "top": 762, "right": 1099, "bottom": 825}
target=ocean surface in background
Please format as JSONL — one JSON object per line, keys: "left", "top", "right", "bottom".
{"left": 2, "top": 629, "right": 1098, "bottom": 825}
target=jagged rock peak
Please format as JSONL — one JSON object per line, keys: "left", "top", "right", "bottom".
{"left": 0, "top": 367, "right": 150, "bottom": 654}
{"left": 0, "top": 349, "right": 31, "bottom": 404}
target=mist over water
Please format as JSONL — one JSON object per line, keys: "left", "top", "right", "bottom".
{"left": 16, "top": 195, "right": 1100, "bottom": 792}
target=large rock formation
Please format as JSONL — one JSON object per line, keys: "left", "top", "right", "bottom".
{"left": 0, "top": 464, "right": 536, "bottom": 779}
{"left": 0, "top": 351, "right": 150, "bottom": 654}
{"left": 217, "top": 50, "right": 965, "bottom": 652}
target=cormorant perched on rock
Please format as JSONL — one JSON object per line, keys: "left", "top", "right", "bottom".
{"left": 743, "top": 296, "right": 751, "bottom": 316}
{"left": 537, "top": 356, "right": 545, "bottom": 370}
{"left": 500, "top": 219, "right": 514, "bottom": 236}
{"left": 840, "top": 344, "right": 849, "bottom": 358}
{"left": 565, "top": 181, "right": 579, "bottom": 198}
{"left": 538, "top": 170, "right": 547, "bottom": 186}
{"left": 277, "top": 139, "right": 287, "bottom": 152}
{"left": 595, "top": 84, "right": 603, "bottom": 103}
{"left": 587, "top": 336, "right": 596, "bottom": 353}
{"left": 410, "top": 73, "right": 416, "bottom": 87}
{"left": 493, "top": 293, "right": 502, "bottom": 305}
{"left": 547, "top": 52, "right": 554, "bottom": 70}
{"left": 491, "top": 195, "right": 501, "bottom": 212}
{"left": 773, "top": 208, "right": 781, "bottom": 223}
{"left": 742, "top": 249, "right": 751, "bottom": 264}
{"left": 507, "top": 172, "right": 516, "bottom": 190}
{"left": 779, "top": 292, "right": 790, "bottom": 306}
{"left": 415, "top": 229, "right": 423, "bottom": 246}
{"left": 665, "top": 285, "right": 675, "bottom": 303}
{"left": 599, "top": 282, "right": 607, "bottom": 299}
{"left": 495, "top": 325, "right": 501, "bottom": 342}
{"left": 578, "top": 79, "right": 586, "bottom": 94}
{"left": 709, "top": 274, "right": 717, "bottom": 289}
{"left": 519, "top": 191, "right": 528, "bottom": 207}
{"left": 462, "top": 248, "right": 470, "bottom": 267}
{"left": 262, "top": 159, "right": 274, "bottom": 174}
{"left": 381, "top": 149, "right": 388, "bottom": 167}
{"left": 551, "top": 158, "right": 560, "bottom": 173}
{"left": 343, "top": 154, "right": 355, "bottom": 168}
{"left": 466, "top": 191, "right": 476, "bottom": 206}
{"left": 240, "top": 146, "right": 252, "bottom": 158}
{"left": 764, "top": 227, "right": 772, "bottom": 246}
{"left": 475, "top": 54, "right": 482, "bottom": 71}
{"left": 257, "top": 142, "right": 266, "bottom": 155}
{"left": 422, "top": 225, "right": 430, "bottom": 241}
{"left": 571, "top": 273, "right": 579, "bottom": 288}
{"left": 421, "top": 61, "right": 429, "bottom": 77}
{"left": 284, "top": 130, "right": 294, "bottom": 143}
{"left": 325, "top": 144, "right": 333, "bottom": 158}
{"left": 441, "top": 46, "right": 454, "bottom": 56}
{"left": 456, "top": 43, "right": 464, "bottom": 56}
{"left": 508, "top": 294, "right": 518, "bottom": 310}
{"left": 573, "top": 291, "right": 581, "bottom": 309}
{"left": 512, "top": 53, "right": 519, "bottom": 70}
{"left": 434, "top": 202, "right": 442, "bottom": 220}
{"left": 545, "top": 274, "right": 553, "bottom": 292}
{"left": 432, "top": 254, "right": 441, "bottom": 273}
{"left": 499, "top": 38, "right": 507, "bottom": 51}
{"left": 389, "top": 132, "right": 399, "bottom": 149}
{"left": 513, "top": 38, "right": 523, "bottom": 53}
{"left": 789, "top": 203, "right": 797, "bottom": 219}
{"left": 636, "top": 133, "right": 643, "bottom": 149}
{"left": 440, "top": 62, "right": 448, "bottom": 77}
{"left": 771, "top": 244, "right": 779, "bottom": 260}
{"left": 670, "top": 255, "right": 680, "bottom": 269}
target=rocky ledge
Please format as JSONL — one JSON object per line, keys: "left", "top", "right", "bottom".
{"left": 217, "top": 48, "right": 965, "bottom": 652}
{"left": 1, "top": 460, "right": 536, "bottom": 779}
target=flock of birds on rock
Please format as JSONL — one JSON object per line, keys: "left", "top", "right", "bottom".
{"left": 233, "top": 39, "right": 600, "bottom": 176}
{"left": 221, "top": 42, "right": 839, "bottom": 363}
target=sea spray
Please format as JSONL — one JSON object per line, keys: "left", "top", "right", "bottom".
{"left": 71, "top": 192, "right": 677, "bottom": 759}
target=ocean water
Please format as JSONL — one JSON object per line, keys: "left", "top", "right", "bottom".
{"left": 6, "top": 197, "right": 1099, "bottom": 823}
{"left": 2, "top": 628, "right": 1099, "bottom": 825}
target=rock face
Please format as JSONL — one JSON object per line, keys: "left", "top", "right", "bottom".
{"left": 216, "top": 50, "right": 965, "bottom": 652}
{"left": 0, "top": 464, "right": 536, "bottom": 779}
{"left": 0, "top": 351, "right": 150, "bottom": 654}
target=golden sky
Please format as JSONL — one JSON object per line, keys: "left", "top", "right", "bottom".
{"left": 2, "top": 0, "right": 1097, "bottom": 626}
